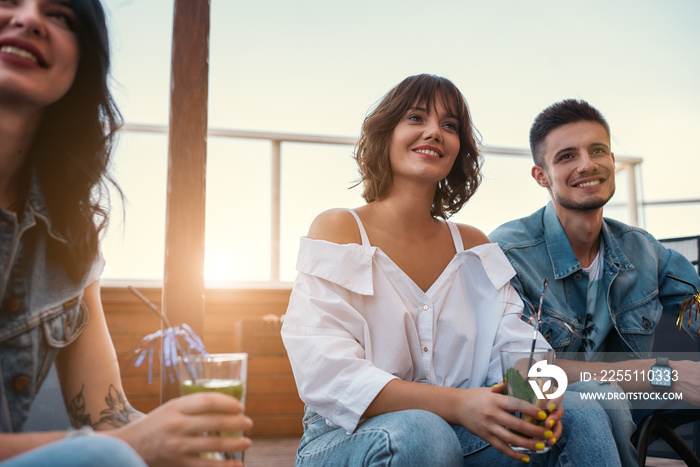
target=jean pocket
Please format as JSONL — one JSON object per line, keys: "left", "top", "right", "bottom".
{"left": 299, "top": 407, "right": 337, "bottom": 453}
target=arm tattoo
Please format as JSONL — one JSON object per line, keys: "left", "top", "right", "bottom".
{"left": 94, "top": 385, "right": 140, "bottom": 429}
{"left": 67, "top": 385, "right": 92, "bottom": 428}
{"left": 67, "top": 384, "right": 141, "bottom": 429}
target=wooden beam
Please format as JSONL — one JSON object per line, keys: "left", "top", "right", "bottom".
{"left": 161, "top": 0, "right": 211, "bottom": 401}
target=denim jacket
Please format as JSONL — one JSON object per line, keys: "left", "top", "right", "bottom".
{"left": 489, "top": 203, "right": 700, "bottom": 359}
{"left": 0, "top": 175, "right": 90, "bottom": 432}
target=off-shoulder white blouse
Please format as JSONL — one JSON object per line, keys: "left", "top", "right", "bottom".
{"left": 281, "top": 212, "right": 549, "bottom": 433}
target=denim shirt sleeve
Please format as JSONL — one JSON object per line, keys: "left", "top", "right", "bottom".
{"left": 656, "top": 242, "right": 700, "bottom": 339}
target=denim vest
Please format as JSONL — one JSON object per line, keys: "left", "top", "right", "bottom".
{"left": 490, "top": 203, "right": 700, "bottom": 359}
{"left": 0, "top": 176, "right": 90, "bottom": 432}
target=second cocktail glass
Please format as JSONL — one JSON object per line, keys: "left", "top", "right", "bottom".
{"left": 178, "top": 352, "right": 248, "bottom": 461}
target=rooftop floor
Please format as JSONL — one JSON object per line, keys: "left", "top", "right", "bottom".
{"left": 245, "top": 437, "right": 298, "bottom": 467}
{"left": 241, "top": 437, "right": 686, "bottom": 467}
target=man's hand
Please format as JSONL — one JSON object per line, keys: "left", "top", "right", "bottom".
{"left": 671, "top": 360, "right": 700, "bottom": 406}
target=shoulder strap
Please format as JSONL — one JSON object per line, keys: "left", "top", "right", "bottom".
{"left": 347, "top": 209, "right": 371, "bottom": 248}
{"left": 447, "top": 222, "right": 464, "bottom": 252}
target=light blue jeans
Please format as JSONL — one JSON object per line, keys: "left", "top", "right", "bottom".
{"left": 1, "top": 435, "right": 147, "bottom": 467}
{"left": 566, "top": 380, "right": 638, "bottom": 467}
{"left": 295, "top": 392, "right": 621, "bottom": 466}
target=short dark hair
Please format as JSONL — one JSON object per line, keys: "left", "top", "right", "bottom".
{"left": 529, "top": 99, "right": 610, "bottom": 166}
{"left": 29, "top": 0, "right": 122, "bottom": 280}
{"left": 354, "top": 74, "right": 482, "bottom": 219}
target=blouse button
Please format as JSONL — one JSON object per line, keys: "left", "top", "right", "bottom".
{"left": 13, "top": 375, "right": 30, "bottom": 393}
{"left": 422, "top": 305, "right": 429, "bottom": 311}
{"left": 642, "top": 317, "right": 651, "bottom": 329}
{"left": 574, "top": 273, "right": 583, "bottom": 281}
{"left": 423, "top": 347, "right": 429, "bottom": 353}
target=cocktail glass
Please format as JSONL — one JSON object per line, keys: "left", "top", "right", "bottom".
{"left": 500, "top": 348, "right": 555, "bottom": 455}
{"left": 178, "top": 352, "right": 248, "bottom": 461}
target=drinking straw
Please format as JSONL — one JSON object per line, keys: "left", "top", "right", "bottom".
{"left": 666, "top": 274, "right": 700, "bottom": 295}
{"left": 127, "top": 286, "right": 200, "bottom": 381}
{"left": 128, "top": 286, "right": 174, "bottom": 328}
{"left": 527, "top": 279, "right": 549, "bottom": 372}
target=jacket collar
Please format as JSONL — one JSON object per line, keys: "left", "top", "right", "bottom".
{"left": 24, "top": 170, "right": 69, "bottom": 245}
{"left": 599, "top": 220, "right": 634, "bottom": 272}
{"left": 543, "top": 202, "right": 634, "bottom": 280}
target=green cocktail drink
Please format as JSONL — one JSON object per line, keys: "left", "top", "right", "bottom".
{"left": 180, "top": 378, "right": 245, "bottom": 401}
{"left": 178, "top": 354, "right": 248, "bottom": 461}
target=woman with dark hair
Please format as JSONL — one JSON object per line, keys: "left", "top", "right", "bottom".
{"left": 0, "top": 1, "right": 251, "bottom": 465}
{"left": 281, "top": 74, "right": 620, "bottom": 465}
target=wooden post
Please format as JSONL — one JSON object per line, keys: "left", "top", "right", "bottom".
{"left": 161, "top": 0, "right": 211, "bottom": 402}
{"left": 270, "top": 140, "right": 281, "bottom": 282}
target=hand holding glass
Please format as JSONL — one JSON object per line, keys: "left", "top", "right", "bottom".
{"left": 178, "top": 353, "right": 248, "bottom": 461}
{"left": 500, "top": 348, "right": 555, "bottom": 455}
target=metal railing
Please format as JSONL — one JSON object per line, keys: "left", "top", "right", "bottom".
{"left": 121, "top": 123, "right": 647, "bottom": 282}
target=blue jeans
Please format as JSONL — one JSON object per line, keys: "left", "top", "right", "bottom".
{"left": 296, "top": 392, "right": 621, "bottom": 466}
{"left": 1, "top": 435, "right": 147, "bottom": 467}
{"left": 566, "top": 380, "right": 638, "bottom": 467}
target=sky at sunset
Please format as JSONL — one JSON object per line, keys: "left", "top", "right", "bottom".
{"left": 101, "top": 0, "right": 700, "bottom": 284}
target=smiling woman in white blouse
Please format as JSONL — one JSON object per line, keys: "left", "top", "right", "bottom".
{"left": 281, "top": 74, "right": 621, "bottom": 466}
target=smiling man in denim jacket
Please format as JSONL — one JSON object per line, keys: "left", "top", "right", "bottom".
{"left": 489, "top": 99, "right": 700, "bottom": 467}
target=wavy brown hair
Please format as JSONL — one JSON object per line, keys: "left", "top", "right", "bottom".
{"left": 28, "top": 0, "right": 122, "bottom": 281}
{"left": 354, "top": 74, "right": 482, "bottom": 219}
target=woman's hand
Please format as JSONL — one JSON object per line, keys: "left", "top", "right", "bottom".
{"left": 110, "top": 392, "right": 253, "bottom": 467}
{"left": 454, "top": 385, "right": 562, "bottom": 462}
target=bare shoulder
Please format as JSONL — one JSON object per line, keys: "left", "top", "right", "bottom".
{"left": 307, "top": 208, "right": 362, "bottom": 245}
{"left": 455, "top": 223, "right": 490, "bottom": 250}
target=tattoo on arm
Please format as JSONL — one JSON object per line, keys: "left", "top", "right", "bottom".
{"left": 67, "top": 385, "right": 92, "bottom": 428}
{"left": 67, "top": 384, "right": 141, "bottom": 429}
{"left": 94, "top": 385, "right": 140, "bottom": 429}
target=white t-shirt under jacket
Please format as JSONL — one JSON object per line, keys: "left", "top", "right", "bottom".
{"left": 281, "top": 212, "right": 550, "bottom": 433}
